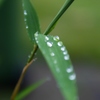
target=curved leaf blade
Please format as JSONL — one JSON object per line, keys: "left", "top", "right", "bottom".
{"left": 15, "top": 79, "right": 47, "bottom": 100}
{"left": 35, "top": 34, "right": 78, "bottom": 100}
{"left": 22, "top": 0, "right": 40, "bottom": 43}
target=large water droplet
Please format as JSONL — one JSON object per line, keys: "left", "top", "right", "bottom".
{"left": 57, "top": 41, "right": 63, "bottom": 46}
{"left": 45, "top": 36, "right": 49, "bottom": 41}
{"left": 66, "top": 67, "right": 73, "bottom": 73}
{"left": 69, "top": 74, "right": 76, "bottom": 80}
{"left": 47, "top": 42, "right": 53, "bottom": 47}
{"left": 50, "top": 52, "right": 55, "bottom": 56}
{"left": 61, "top": 46, "right": 66, "bottom": 51}
{"left": 53, "top": 36, "right": 60, "bottom": 41}
{"left": 64, "top": 55, "right": 69, "bottom": 60}
{"left": 24, "top": 10, "right": 27, "bottom": 15}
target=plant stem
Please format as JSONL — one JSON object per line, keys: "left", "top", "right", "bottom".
{"left": 43, "top": 0, "right": 74, "bottom": 35}
{"left": 11, "top": 45, "right": 38, "bottom": 100}
{"left": 28, "top": 45, "right": 38, "bottom": 63}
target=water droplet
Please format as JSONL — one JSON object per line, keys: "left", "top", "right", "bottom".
{"left": 64, "top": 55, "right": 69, "bottom": 60}
{"left": 34, "top": 32, "right": 38, "bottom": 37}
{"left": 61, "top": 46, "right": 66, "bottom": 51}
{"left": 36, "top": 40, "right": 39, "bottom": 43}
{"left": 35, "top": 53, "right": 37, "bottom": 55}
{"left": 57, "top": 41, "right": 63, "bottom": 46}
{"left": 34, "top": 58, "right": 37, "bottom": 61}
{"left": 47, "top": 42, "right": 53, "bottom": 47}
{"left": 28, "top": 55, "right": 30, "bottom": 58}
{"left": 31, "top": 51, "right": 33, "bottom": 55}
{"left": 63, "top": 51, "right": 68, "bottom": 55}
{"left": 56, "top": 68, "right": 60, "bottom": 72}
{"left": 66, "top": 67, "right": 73, "bottom": 73}
{"left": 26, "top": 25, "right": 28, "bottom": 29}
{"left": 69, "top": 74, "right": 76, "bottom": 80}
{"left": 45, "top": 36, "right": 49, "bottom": 41}
{"left": 24, "top": 10, "right": 27, "bottom": 15}
{"left": 50, "top": 52, "right": 55, "bottom": 56}
{"left": 24, "top": 18, "right": 27, "bottom": 21}
{"left": 53, "top": 36, "right": 60, "bottom": 41}
{"left": 54, "top": 60, "right": 57, "bottom": 64}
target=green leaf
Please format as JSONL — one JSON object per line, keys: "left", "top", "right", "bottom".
{"left": 22, "top": 0, "right": 40, "bottom": 43}
{"left": 44, "top": 0, "right": 74, "bottom": 35}
{"left": 15, "top": 79, "right": 46, "bottom": 100}
{"left": 35, "top": 34, "right": 78, "bottom": 100}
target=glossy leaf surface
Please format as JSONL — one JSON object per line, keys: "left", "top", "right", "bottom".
{"left": 35, "top": 34, "right": 78, "bottom": 100}
{"left": 22, "top": 0, "right": 40, "bottom": 43}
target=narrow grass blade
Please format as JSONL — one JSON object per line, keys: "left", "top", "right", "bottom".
{"left": 35, "top": 34, "right": 78, "bottom": 100}
{"left": 15, "top": 79, "right": 46, "bottom": 100}
{"left": 22, "top": 0, "right": 40, "bottom": 43}
{"left": 44, "top": 0, "right": 74, "bottom": 35}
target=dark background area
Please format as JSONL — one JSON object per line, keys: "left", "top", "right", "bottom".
{"left": 0, "top": 0, "right": 100, "bottom": 100}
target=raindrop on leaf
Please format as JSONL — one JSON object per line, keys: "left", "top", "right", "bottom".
{"left": 57, "top": 41, "right": 63, "bottom": 46}
{"left": 69, "top": 74, "right": 76, "bottom": 80}
{"left": 64, "top": 55, "right": 69, "bottom": 60}
{"left": 53, "top": 36, "right": 60, "bottom": 41}
{"left": 24, "top": 10, "right": 27, "bottom": 15}
{"left": 47, "top": 42, "right": 53, "bottom": 47}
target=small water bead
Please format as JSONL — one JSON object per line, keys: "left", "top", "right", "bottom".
{"left": 56, "top": 68, "right": 60, "bottom": 72}
{"left": 26, "top": 25, "right": 28, "bottom": 29}
{"left": 45, "top": 36, "right": 49, "bottom": 41}
{"left": 63, "top": 51, "right": 68, "bottom": 55}
{"left": 24, "top": 10, "right": 27, "bottom": 15}
{"left": 53, "top": 36, "right": 60, "bottom": 41}
{"left": 50, "top": 52, "right": 55, "bottom": 56}
{"left": 69, "top": 73, "right": 76, "bottom": 80}
{"left": 64, "top": 55, "right": 69, "bottom": 60}
{"left": 34, "top": 32, "right": 38, "bottom": 37}
{"left": 36, "top": 40, "right": 39, "bottom": 43}
{"left": 61, "top": 46, "right": 66, "bottom": 51}
{"left": 66, "top": 67, "right": 73, "bottom": 73}
{"left": 28, "top": 55, "right": 30, "bottom": 58}
{"left": 47, "top": 42, "right": 53, "bottom": 47}
{"left": 57, "top": 41, "right": 63, "bottom": 46}
{"left": 54, "top": 60, "right": 57, "bottom": 64}
{"left": 24, "top": 18, "right": 27, "bottom": 21}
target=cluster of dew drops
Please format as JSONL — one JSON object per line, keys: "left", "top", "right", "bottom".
{"left": 35, "top": 32, "right": 76, "bottom": 81}
{"left": 23, "top": 9, "right": 29, "bottom": 29}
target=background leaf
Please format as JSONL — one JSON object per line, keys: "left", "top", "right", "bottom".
{"left": 22, "top": 0, "right": 40, "bottom": 43}
{"left": 15, "top": 79, "right": 47, "bottom": 100}
{"left": 35, "top": 34, "right": 78, "bottom": 100}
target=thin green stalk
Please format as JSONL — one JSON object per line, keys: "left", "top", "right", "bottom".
{"left": 27, "top": 44, "right": 38, "bottom": 63}
{"left": 11, "top": 59, "right": 34, "bottom": 100}
{"left": 43, "top": 0, "right": 74, "bottom": 35}
{"left": 11, "top": 44, "right": 38, "bottom": 100}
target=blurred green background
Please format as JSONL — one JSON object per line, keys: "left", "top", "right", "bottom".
{"left": 0, "top": 0, "right": 100, "bottom": 100}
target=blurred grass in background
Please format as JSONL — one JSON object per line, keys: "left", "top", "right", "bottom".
{"left": 0, "top": 0, "right": 100, "bottom": 99}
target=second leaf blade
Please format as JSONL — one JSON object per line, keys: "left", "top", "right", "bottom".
{"left": 22, "top": 0, "right": 40, "bottom": 43}
{"left": 35, "top": 34, "right": 78, "bottom": 100}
